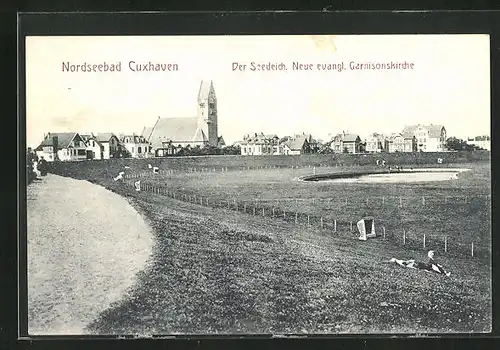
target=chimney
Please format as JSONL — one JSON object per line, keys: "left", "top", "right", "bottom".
{"left": 52, "top": 136, "right": 59, "bottom": 153}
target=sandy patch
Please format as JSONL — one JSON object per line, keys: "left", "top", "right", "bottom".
{"left": 27, "top": 174, "right": 154, "bottom": 335}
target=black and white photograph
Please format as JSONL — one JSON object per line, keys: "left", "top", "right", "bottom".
{"left": 24, "top": 34, "right": 491, "bottom": 335}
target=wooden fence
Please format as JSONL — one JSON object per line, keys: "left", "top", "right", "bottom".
{"left": 122, "top": 171, "right": 490, "bottom": 260}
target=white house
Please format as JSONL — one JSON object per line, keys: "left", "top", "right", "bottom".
{"left": 120, "top": 134, "right": 150, "bottom": 158}
{"left": 81, "top": 134, "right": 104, "bottom": 160}
{"left": 282, "top": 134, "right": 311, "bottom": 155}
{"left": 402, "top": 124, "right": 447, "bottom": 152}
{"left": 240, "top": 133, "right": 281, "bottom": 155}
{"left": 35, "top": 132, "right": 88, "bottom": 162}
{"left": 467, "top": 136, "right": 490, "bottom": 151}
{"left": 95, "top": 133, "right": 121, "bottom": 159}
{"left": 365, "top": 133, "right": 386, "bottom": 153}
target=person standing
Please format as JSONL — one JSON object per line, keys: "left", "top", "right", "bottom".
{"left": 38, "top": 156, "right": 47, "bottom": 176}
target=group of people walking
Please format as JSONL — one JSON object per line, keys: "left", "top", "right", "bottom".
{"left": 27, "top": 150, "right": 47, "bottom": 184}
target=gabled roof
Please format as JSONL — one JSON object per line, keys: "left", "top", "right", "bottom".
{"left": 342, "top": 134, "right": 361, "bottom": 142}
{"left": 35, "top": 132, "right": 80, "bottom": 150}
{"left": 95, "top": 133, "right": 117, "bottom": 143}
{"left": 402, "top": 124, "right": 445, "bottom": 138}
{"left": 285, "top": 136, "right": 309, "bottom": 150}
{"left": 402, "top": 125, "right": 418, "bottom": 135}
{"left": 427, "top": 125, "right": 445, "bottom": 138}
{"left": 198, "top": 81, "right": 214, "bottom": 102}
{"left": 401, "top": 131, "right": 415, "bottom": 139}
{"left": 148, "top": 117, "right": 207, "bottom": 149}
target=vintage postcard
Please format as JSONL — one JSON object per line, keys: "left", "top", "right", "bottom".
{"left": 23, "top": 34, "right": 491, "bottom": 336}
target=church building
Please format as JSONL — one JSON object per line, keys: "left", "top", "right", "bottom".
{"left": 142, "top": 80, "right": 221, "bottom": 156}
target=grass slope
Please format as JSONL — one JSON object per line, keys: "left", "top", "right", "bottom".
{"left": 86, "top": 185, "right": 490, "bottom": 334}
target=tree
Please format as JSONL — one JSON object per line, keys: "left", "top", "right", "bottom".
{"left": 445, "top": 137, "right": 481, "bottom": 151}
{"left": 221, "top": 145, "right": 241, "bottom": 155}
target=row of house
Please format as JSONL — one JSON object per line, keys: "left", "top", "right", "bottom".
{"left": 34, "top": 132, "right": 151, "bottom": 162}
{"left": 332, "top": 124, "right": 447, "bottom": 154}
{"left": 238, "top": 124, "right": 448, "bottom": 156}
{"left": 239, "top": 133, "right": 318, "bottom": 156}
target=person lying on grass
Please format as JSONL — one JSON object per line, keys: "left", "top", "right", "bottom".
{"left": 389, "top": 250, "right": 451, "bottom": 276}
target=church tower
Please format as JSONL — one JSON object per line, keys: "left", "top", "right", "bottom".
{"left": 197, "top": 80, "right": 218, "bottom": 147}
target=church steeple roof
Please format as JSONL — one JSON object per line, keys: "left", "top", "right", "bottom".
{"left": 198, "top": 80, "right": 214, "bottom": 102}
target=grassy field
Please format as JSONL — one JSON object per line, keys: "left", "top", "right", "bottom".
{"left": 85, "top": 183, "right": 491, "bottom": 334}
{"left": 45, "top": 155, "right": 491, "bottom": 334}
{"left": 137, "top": 162, "right": 491, "bottom": 258}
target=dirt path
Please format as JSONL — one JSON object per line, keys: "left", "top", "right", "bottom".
{"left": 27, "top": 174, "right": 154, "bottom": 335}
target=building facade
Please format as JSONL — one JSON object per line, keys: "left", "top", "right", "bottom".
{"left": 330, "top": 133, "right": 362, "bottom": 154}
{"left": 240, "top": 133, "right": 281, "bottom": 155}
{"left": 35, "top": 132, "right": 88, "bottom": 162}
{"left": 387, "top": 133, "right": 417, "bottom": 153}
{"left": 120, "top": 134, "right": 150, "bottom": 158}
{"left": 403, "top": 124, "right": 447, "bottom": 152}
{"left": 95, "top": 133, "right": 121, "bottom": 159}
{"left": 365, "top": 133, "right": 386, "bottom": 153}
{"left": 81, "top": 134, "right": 104, "bottom": 160}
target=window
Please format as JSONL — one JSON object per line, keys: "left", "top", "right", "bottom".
{"left": 138, "top": 146, "right": 142, "bottom": 154}
{"left": 78, "top": 149, "right": 86, "bottom": 156}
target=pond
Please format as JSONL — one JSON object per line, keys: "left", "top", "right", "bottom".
{"left": 301, "top": 168, "right": 471, "bottom": 184}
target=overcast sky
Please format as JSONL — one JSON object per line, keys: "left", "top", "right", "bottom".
{"left": 26, "top": 35, "right": 490, "bottom": 148}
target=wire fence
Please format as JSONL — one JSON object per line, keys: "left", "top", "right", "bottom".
{"left": 121, "top": 170, "right": 490, "bottom": 261}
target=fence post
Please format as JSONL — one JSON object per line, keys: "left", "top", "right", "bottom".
{"left": 283, "top": 210, "right": 286, "bottom": 218}
{"left": 399, "top": 197, "right": 402, "bottom": 208}
{"left": 244, "top": 203, "right": 247, "bottom": 213}
{"left": 444, "top": 236, "right": 447, "bottom": 253}
{"left": 350, "top": 221, "right": 353, "bottom": 231}
{"left": 423, "top": 234, "right": 426, "bottom": 248}
{"left": 321, "top": 217, "right": 323, "bottom": 228}
{"left": 383, "top": 226, "right": 386, "bottom": 239}
{"left": 262, "top": 208, "right": 265, "bottom": 216}
{"left": 403, "top": 229, "right": 406, "bottom": 245}
{"left": 227, "top": 200, "right": 230, "bottom": 209}
{"left": 382, "top": 196, "right": 385, "bottom": 205}
{"left": 295, "top": 212, "right": 298, "bottom": 225}
{"left": 471, "top": 242, "right": 474, "bottom": 257}
{"left": 253, "top": 207, "right": 256, "bottom": 215}
{"left": 334, "top": 220, "right": 337, "bottom": 232}
{"left": 465, "top": 196, "right": 468, "bottom": 204}
{"left": 422, "top": 197, "right": 425, "bottom": 205}
{"left": 272, "top": 207, "right": 275, "bottom": 217}
{"left": 307, "top": 215, "right": 310, "bottom": 226}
